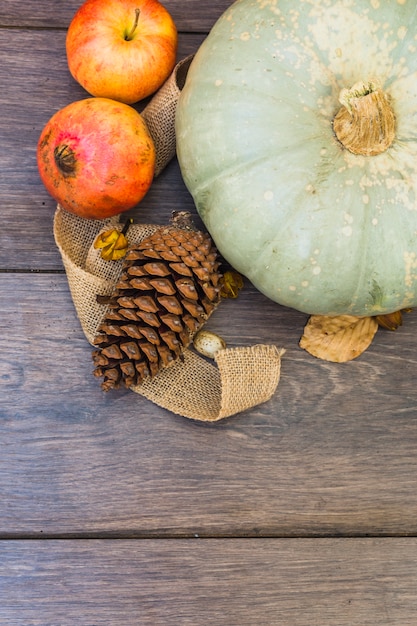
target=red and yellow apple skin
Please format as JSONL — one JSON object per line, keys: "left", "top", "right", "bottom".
{"left": 66, "top": 0, "right": 178, "bottom": 104}
{"left": 37, "top": 97, "right": 156, "bottom": 219}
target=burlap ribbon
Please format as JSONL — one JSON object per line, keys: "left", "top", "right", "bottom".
{"left": 53, "top": 56, "right": 284, "bottom": 421}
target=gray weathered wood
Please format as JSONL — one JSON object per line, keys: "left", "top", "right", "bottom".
{"left": 0, "top": 0, "right": 232, "bottom": 30}
{"left": 2, "top": 272, "right": 417, "bottom": 537}
{"left": 1, "top": 538, "right": 416, "bottom": 625}
{"left": 2, "top": 0, "right": 417, "bottom": 621}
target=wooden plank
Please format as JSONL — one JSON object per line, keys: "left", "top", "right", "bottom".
{"left": 0, "top": 0, "right": 232, "bottom": 30}
{"left": 1, "top": 538, "right": 416, "bottom": 625}
{"left": 2, "top": 272, "right": 417, "bottom": 537}
{"left": 4, "top": 4, "right": 417, "bottom": 623}
{"left": 0, "top": 26, "right": 206, "bottom": 270}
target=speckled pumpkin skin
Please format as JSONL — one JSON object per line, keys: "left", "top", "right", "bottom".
{"left": 176, "top": 0, "right": 417, "bottom": 316}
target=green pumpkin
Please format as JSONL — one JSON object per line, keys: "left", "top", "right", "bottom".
{"left": 176, "top": 0, "right": 417, "bottom": 316}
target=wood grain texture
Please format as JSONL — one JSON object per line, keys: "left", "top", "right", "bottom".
{"left": 0, "top": 0, "right": 233, "bottom": 30}
{"left": 2, "top": 272, "right": 417, "bottom": 537}
{"left": 2, "top": 0, "right": 417, "bottom": 620}
{"left": 1, "top": 538, "right": 416, "bottom": 625}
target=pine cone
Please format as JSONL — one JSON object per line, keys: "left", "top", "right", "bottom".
{"left": 92, "top": 213, "right": 222, "bottom": 391}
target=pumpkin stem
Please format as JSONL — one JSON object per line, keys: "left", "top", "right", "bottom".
{"left": 333, "top": 80, "right": 396, "bottom": 156}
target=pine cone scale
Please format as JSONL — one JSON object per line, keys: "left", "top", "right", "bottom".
{"left": 143, "top": 262, "right": 171, "bottom": 276}
{"left": 129, "top": 277, "right": 153, "bottom": 290}
{"left": 156, "top": 295, "right": 183, "bottom": 315}
{"left": 149, "top": 278, "right": 176, "bottom": 295}
{"left": 132, "top": 296, "right": 159, "bottom": 313}
{"left": 169, "top": 262, "right": 193, "bottom": 277}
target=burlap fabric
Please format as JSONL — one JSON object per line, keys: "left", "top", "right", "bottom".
{"left": 53, "top": 56, "right": 285, "bottom": 421}
{"left": 142, "top": 54, "right": 194, "bottom": 177}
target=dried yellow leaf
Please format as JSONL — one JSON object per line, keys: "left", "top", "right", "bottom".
{"left": 94, "top": 219, "right": 133, "bottom": 261}
{"left": 375, "top": 310, "right": 403, "bottom": 331}
{"left": 220, "top": 270, "right": 244, "bottom": 298}
{"left": 299, "top": 314, "right": 379, "bottom": 362}
{"left": 375, "top": 308, "right": 412, "bottom": 331}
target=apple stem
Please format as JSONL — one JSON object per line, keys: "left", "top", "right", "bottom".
{"left": 125, "top": 8, "right": 141, "bottom": 41}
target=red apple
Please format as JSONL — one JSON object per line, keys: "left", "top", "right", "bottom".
{"left": 37, "top": 97, "right": 156, "bottom": 219}
{"left": 66, "top": 0, "right": 178, "bottom": 104}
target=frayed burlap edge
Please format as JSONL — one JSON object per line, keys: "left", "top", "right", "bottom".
{"left": 135, "top": 344, "right": 285, "bottom": 421}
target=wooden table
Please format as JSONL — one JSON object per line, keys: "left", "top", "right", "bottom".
{"left": 2, "top": 1, "right": 417, "bottom": 623}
